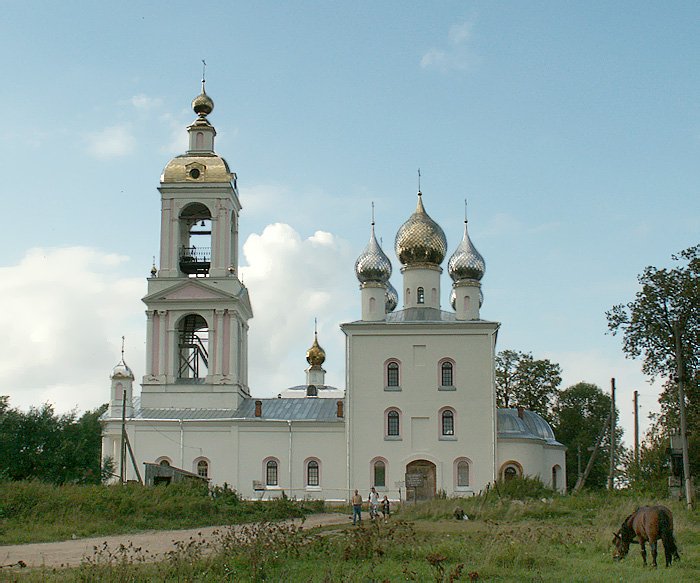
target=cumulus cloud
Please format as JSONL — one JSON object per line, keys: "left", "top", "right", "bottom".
{"left": 0, "top": 247, "right": 145, "bottom": 412}
{"left": 86, "top": 125, "right": 136, "bottom": 159}
{"left": 240, "top": 223, "right": 356, "bottom": 395}
{"left": 421, "top": 19, "right": 479, "bottom": 73}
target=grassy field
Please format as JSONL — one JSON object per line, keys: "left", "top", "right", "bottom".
{"left": 0, "top": 480, "right": 323, "bottom": 545}
{"left": 1, "top": 482, "right": 698, "bottom": 581}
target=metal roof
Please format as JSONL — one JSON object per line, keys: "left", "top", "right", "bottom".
{"left": 497, "top": 409, "right": 563, "bottom": 446}
{"left": 234, "top": 398, "right": 343, "bottom": 421}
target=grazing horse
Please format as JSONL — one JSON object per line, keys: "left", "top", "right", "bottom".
{"left": 612, "top": 505, "right": 680, "bottom": 567}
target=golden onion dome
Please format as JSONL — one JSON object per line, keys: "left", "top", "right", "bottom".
{"left": 385, "top": 280, "right": 398, "bottom": 312}
{"left": 394, "top": 192, "right": 447, "bottom": 266}
{"left": 306, "top": 333, "right": 326, "bottom": 366}
{"left": 448, "top": 219, "right": 485, "bottom": 282}
{"left": 192, "top": 90, "right": 214, "bottom": 117}
{"left": 355, "top": 223, "right": 392, "bottom": 284}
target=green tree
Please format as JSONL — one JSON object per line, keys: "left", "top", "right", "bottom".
{"left": 0, "top": 397, "right": 107, "bottom": 484}
{"left": 552, "top": 382, "right": 623, "bottom": 490}
{"left": 606, "top": 244, "right": 700, "bottom": 476}
{"left": 496, "top": 350, "right": 562, "bottom": 421}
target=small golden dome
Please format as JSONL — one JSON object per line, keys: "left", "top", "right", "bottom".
{"left": 192, "top": 91, "right": 214, "bottom": 117}
{"left": 306, "top": 333, "right": 326, "bottom": 366}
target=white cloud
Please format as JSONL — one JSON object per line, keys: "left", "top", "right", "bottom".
{"left": 240, "top": 223, "right": 356, "bottom": 395}
{"left": 421, "top": 19, "right": 479, "bottom": 73}
{"left": 0, "top": 247, "right": 145, "bottom": 413}
{"left": 131, "top": 94, "right": 163, "bottom": 110}
{"left": 86, "top": 125, "right": 136, "bottom": 159}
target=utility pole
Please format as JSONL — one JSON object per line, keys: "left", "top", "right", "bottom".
{"left": 633, "top": 390, "right": 639, "bottom": 466}
{"left": 577, "top": 443, "right": 582, "bottom": 481}
{"left": 673, "top": 321, "right": 694, "bottom": 509}
{"left": 120, "top": 387, "right": 127, "bottom": 484}
{"left": 608, "top": 378, "right": 616, "bottom": 490}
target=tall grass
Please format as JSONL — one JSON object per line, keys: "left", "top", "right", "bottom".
{"left": 2, "top": 482, "right": 699, "bottom": 582}
{"left": 0, "top": 480, "right": 323, "bottom": 545}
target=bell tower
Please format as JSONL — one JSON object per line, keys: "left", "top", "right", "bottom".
{"left": 140, "top": 82, "right": 253, "bottom": 410}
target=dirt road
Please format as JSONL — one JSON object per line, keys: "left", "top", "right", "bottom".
{"left": 0, "top": 513, "right": 350, "bottom": 570}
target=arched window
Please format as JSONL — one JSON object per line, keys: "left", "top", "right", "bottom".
{"left": 265, "top": 459, "right": 279, "bottom": 486}
{"left": 417, "top": 287, "right": 425, "bottom": 304}
{"left": 441, "top": 361, "right": 454, "bottom": 387}
{"left": 387, "top": 409, "right": 400, "bottom": 437}
{"left": 372, "top": 459, "right": 387, "bottom": 488}
{"left": 500, "top": 461, "right": 523, "bottom": 482}
{"left": 177, "top": 314, "right": 209, "bottom": 380}
{"left": 441, "top": 409, "right": 455, "bottom": 436}
{"left": 157, "top": 457, "right": 171, "bottom": 467}
{"left": 386, "top": 361, "right": 400, "bottom": 387}
{"left": 196, "top": 459, "right": 209, "bottom": 478}
{"left": 306, "top": 459, "right": 320, "bottom": 487}
{"left": 456, "top": 459, "right": 470, "bottom": 488}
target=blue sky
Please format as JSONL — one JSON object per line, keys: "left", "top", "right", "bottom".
{"left": 1, "top": 2, "right": 698, "bottom": 446}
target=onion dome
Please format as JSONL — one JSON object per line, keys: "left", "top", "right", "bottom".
{"left": 306, "top": 333, "right": 326, "bottom": 367}
{"left": 448, "top": 218, "right": 485, "bottom": 282}
{"left": 385, "top": 280, "right": 398, "bottom": 312}
{"left": 355, "top": 222, "right": 392, "bottom": 284}
{"left": 395, "top": 192, "right": 447, "bottom": 266}
{"left": 192, "top": 87, "right": 214, "bottom": 117}
{"left": 111, "top": 360, "right": 134, "bottom": 380}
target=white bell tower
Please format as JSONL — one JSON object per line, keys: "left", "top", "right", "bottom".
{"left": 140, "top": 82, "right": 253, "bottom": 410}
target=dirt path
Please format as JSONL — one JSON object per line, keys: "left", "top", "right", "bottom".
{"left": 0, "top": 513, "right": 350, "bottom": 570}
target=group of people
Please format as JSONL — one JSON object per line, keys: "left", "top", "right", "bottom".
{"left": 351, "top": 487, "right": 390, "bottom": 525}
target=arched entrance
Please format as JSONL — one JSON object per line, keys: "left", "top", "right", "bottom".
{"left": 405, "top": 460, "right": 436, "bottom": 501}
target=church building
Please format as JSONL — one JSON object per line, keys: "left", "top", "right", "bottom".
{"left": 101, "top": 86, "right": 566, "bottom": 500}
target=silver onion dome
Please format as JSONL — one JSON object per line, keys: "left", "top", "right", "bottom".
{"left": 395, "top": 192, "right": 448, "bottom": 266}
{"left": 111, "top": 360, "right": 134, "bottom": 380}
{"left": 448, "top": 219, "right": 485, "bottom": 282}
{"left": 385, "top": 280, "right": 398, "bottom": 312}
{"left": 355, "top": 223, "right": 392, "bottom": 284}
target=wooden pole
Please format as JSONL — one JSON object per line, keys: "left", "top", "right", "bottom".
{"left": 573, "top": 412, "right": 610, "bottom": 493}
{"left": 120, "top": 388, "right": 127, "bottom": 484}
{"left": 673, "top": 322, "right": 694, "bottom": 509}
{"left": 608, "top": 378, "right": 616, "bottom": 490}
{"left": 633, "top": 390, "right": 639, "bottom": 467}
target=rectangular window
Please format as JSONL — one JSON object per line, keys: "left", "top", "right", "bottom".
{"left": 307, "top": 462, "right": 319, "bottom": 487}
{"left": 266, "top": 461, "right": 278, "bottom": 486}
{"left": 387, "top": 363, "right": 399, "bottom": 387}
{"left": 374, "top": 461, "right": 386, "bottom": 487}
{"left": 387, "top": 412, "right": 400, "bottom": 436}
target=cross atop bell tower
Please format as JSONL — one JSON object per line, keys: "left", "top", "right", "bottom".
{"left": 140, "top": 83, "right": 253, "bottom": 410}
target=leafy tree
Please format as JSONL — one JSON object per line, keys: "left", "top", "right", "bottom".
{"left": 0, "top": 397, "right": 107, "bottom": 484}
{"left": 495, "top": 350, "right": 562, "bottom": 421}
{"left": 552, "top": 382, "right": 623, "bottom": 490}
{"left": 606, "top": 244, "right": 700, "bottom": 476}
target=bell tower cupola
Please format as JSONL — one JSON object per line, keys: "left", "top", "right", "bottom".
{"left": 140, "top": 80, "right": 253, "bottom": 410}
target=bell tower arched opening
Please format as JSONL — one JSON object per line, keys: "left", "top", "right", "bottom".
{"left": 179, "top": 203, "right": 212, "bottom": 276}
{"left": 177, "top": 314, "right": 209, "bottom": 381}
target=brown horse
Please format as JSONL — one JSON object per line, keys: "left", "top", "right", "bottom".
{"left": 612, "top": 505, "right": 680, "bottom": 567}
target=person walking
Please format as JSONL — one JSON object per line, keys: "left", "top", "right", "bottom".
{"left": 351, "top": 489, "right": 363, "bottom": 525}
{"left": 381, "top": 495, "right": 390, "bottom": 523}
{"left": 369, "top": 487, "right": 380, "bottom": 520}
